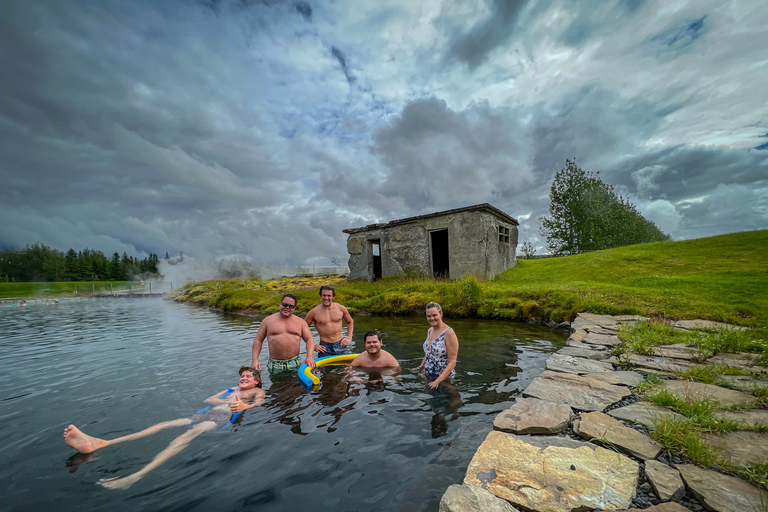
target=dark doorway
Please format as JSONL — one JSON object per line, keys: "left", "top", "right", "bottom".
{"left": 430, "top": 230, "right": 449, "bottom": 278}
{"left": 371, "top": 241, "right": 382, "bottom": 280}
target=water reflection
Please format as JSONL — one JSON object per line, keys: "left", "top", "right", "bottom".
{"left": 0, "top": 298, "right": 567, "bottom": 512}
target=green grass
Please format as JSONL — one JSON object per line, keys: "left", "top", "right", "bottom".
{"left": 0, "top": 281, "right": 142, "bottom": 299}
{"left": 167, "top": 230, "right": 768, "bottom": 326}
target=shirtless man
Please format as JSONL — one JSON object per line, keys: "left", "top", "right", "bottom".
{"left": 63, "top": 367, "right": 264, "bottom": 490}
{"left": 351, "top": 331, "right": 400, "bottom": 368}
{"left": 305, "top": 285, "right": 354, "bottom": 356}
{"left": 252, "top": 294, "right": 316, "bottom": 373}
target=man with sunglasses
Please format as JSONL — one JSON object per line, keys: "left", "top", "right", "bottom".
{"left": 251, "top": 294, "right": 316, "bottom": 373}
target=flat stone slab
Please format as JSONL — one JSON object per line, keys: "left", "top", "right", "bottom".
{"left": 717, "top": 408, "right": 768, "bottom": 426}
{"left": 586, "top": 326, "right": 620, "bottom": 335}
{"left": 613, "top": 314, "right": 650, "bottom": 323}
{"left": 572, "top": 313, "right": 620, "bottom": 330}
{"left": 624, "top": 354, "right": 698, "bottom": 373}
{"left": 574, "top": 411, "right": 662, "bottom": 460}
{"left": 523, "top": 370, "right": 632, "bottom": 411}
{"left": 583, "top": 332, "right": 623, "bottom": 347}
{"left": 658, "top": 380, "right": 757, "bottom": 407}
{"left": 702, "top": 431, "right": 768, "bottom": 466}
{"left": 671, "top": 319, "right": 748, "bottom": 331}
{"left": 651, "top": 343, "right": 701, "bottom": 361}
{"left": 584, "top": 371, "right": 645, "bottom": 387}
{"left": 707, "top": 352, "right": 767, "bottom": 374}
{"left": 566, "top": 340, "right": 608, "bottom": 351}
{"left": 644, "top": 459, "right": 685, "bottom": 501}
{"left": 546, "top": 353, "right": 615, "bottom": 374}
{"left": 464, "top": 431, "right": 639, "bottom": 512}
{"left": 569, "top": 328, "right": 588, "bottom": 343}
{"left": 677, "top": 463, "right": 767, "bottom": 512}
{"left": 720, "top": 375, "right": 768, "bottom": 391}
{"left": 493, "top": 397, "right": 574, "bottom": 435}
{"left": 557, "top": 346, "right": 611, "bottom": 360}
{"left": 439, "top": 484, "right": 520, "bottom": 512}
{"left": 607, "top": 402, "right": 686, "bottom": 429}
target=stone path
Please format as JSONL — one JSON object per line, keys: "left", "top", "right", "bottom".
{"left": 440, "top": 313, "right": 768, "bottom": 512}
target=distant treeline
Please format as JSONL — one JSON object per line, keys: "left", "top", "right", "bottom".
{"left": 0, "top": 243, "right": 164, "bottom": 282}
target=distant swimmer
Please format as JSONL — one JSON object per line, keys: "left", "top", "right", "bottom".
{"left": 19, "top": 299, "right": 26, "bottom": 306}
{"left": 251, "top": 294, "right": 316, "bottom": 373}
{"left": 305, "top": 285, "right": 354, "bottom": 356}
{"left": 63, "top": 366, "right": 264, "bottom": 490}
{"left": 351, "top": 331, "right": 400, "bottom": 369}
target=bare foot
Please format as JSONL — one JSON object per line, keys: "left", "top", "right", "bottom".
{"left": 97, "top": 475, "right": 139, "bottom": 490}
{"left": 63, "top": 424, "right": 109, "bottom": 454}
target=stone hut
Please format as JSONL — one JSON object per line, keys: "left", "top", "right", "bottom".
{"left": 343, "top": 203, "right": 519, "bottom": 281}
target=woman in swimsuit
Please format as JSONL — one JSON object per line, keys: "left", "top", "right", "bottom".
{"left": 417, "top": 302, "right": 459, "bottom": 389}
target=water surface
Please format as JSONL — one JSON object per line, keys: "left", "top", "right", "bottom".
{"left": 0, "top": 298, "right": 567, "bottom": 511}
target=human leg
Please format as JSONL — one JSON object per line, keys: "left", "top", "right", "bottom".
{"left": 97, "top": 420, "right": 217, "bottom": 490}
{"left": 64, "top": 418, "right": 192, "bottom": 454}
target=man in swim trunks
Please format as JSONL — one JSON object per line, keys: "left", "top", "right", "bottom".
{"left": 305, "top": 285, "right": 354, "bottom": 356}
{"left": 252, "top": 294, "right": 316, "bottom": 373}
{"left": 351, "top": 331, "right": 400, "bottom": 369}
{"left": 63, "top": 366, "right": 264, "bottom": 490}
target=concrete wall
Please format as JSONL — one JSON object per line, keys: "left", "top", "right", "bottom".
{"left": 346, "top": 210, "right": 517, "bottom": 280}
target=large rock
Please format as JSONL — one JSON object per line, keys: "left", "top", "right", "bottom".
{"left": 574, "top": 411, "right": 661, "bottom": 460}
{"left": 557, "top": 346, "right": 612, "bottom": 360}
{"left": 464, "top": 431, "right": 639, "bottom": 512}
{"left": 702, "top": 431, "right": 768, "bottom": 466}
{"left": 644, "top": 459, "right": 685, "bottom": 500}
{"left": 439, "top": 484, "right": 520, "bottom": 512}
{"left": 720, "top": 375, "right": 768, "bottom": 391}
{"left": 613, "top": 314, "right": 650, "bottom": 323}
{"left": 607, "top": 402, "right": 686, "bottom": 429}
{"left": 523, "top": 370, "right": 632, "bottom": 411}
{"left": 677, "top": 463, "right": 767, "bottom": 512}
{"left": 493, "top": 397, "right": 574, "bottom": 434}
{"left": 607, "top": 503, "right": 690, "bottom": 512}
{"left": 569, "top": 328, "right": 589, "bottom": 343}
{"left": 585, "top": 371, "right": 645, "bottom": 387}
{"left": 546, "top": 353, "right": 615, "bottom": 374}
{"left": 658, "top": 380, "right": 757, "bottom": 407}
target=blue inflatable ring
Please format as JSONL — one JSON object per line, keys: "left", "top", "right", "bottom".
{"left": 298, "top": 353, "right": 359, "bottom": 388}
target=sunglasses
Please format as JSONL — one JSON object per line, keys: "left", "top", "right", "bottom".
{"left": 280, "top": 301, "right": 296, "bottom": 310}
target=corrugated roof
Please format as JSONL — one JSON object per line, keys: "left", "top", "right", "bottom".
{"left": 342, "top": 203, "right": 519, "bottom": 234}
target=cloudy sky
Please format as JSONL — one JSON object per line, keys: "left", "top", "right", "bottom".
{"left": 1, "top": 0, "right": 766, "bottom": 267}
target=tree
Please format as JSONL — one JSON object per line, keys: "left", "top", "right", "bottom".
{"left": 519, "top": 241, "right": 537, "bottom": 259}
{"left": 539, "top": 159, "right": 670, "bottom": 255}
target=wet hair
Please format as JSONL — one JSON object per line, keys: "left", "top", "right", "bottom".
{"left": 363, "top": 330, "right": 381, "bottom": 342}
{"left": 425, "top": 302, "right": 443, "bottom": 313}
{"left": 319, "top": 285, "right": 335, "bottom": 296}
{"left": 280, "top": 293, "right": 298, "bottom": 305}
{"left": 239, "top": 366, "right": 262, "bottom": 385}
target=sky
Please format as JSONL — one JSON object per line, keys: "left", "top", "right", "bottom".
{"left": 1, "top": 0, "right": 767, "bottom": 269}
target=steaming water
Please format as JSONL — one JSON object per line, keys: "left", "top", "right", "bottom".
{"left": 0, "top": 298, "right": 567, "bottom": 511}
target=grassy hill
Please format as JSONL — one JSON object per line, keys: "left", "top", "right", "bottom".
{"left": 170, "top": 230, "right": 768, "bottom": 327}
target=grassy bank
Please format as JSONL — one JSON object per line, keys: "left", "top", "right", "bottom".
{"left": 170, "top": 230, "right": 768, "bottom": 326}
{"left": 0, "top": 281, "right": 143, "bottom": 299}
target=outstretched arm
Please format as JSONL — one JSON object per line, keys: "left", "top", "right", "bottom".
{"left": 204, "top": 388, "right": 237, "bottom": 405}
{"left": 251, "top": 321, "right": 268, "bottom": 370}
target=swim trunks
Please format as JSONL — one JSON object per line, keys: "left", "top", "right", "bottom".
{"left": 268, "top": 355, "right": 302, "bottom": 373}
{"left": 319, "top": 338, "right": 351, "bottom": 356}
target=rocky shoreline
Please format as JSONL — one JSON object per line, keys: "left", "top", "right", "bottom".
{"left": 440, "top": 313, "right": 767, "bottom": 512}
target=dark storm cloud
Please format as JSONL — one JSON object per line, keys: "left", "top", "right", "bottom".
{"left": 444, "top": 0, "right": 527, "bottom": 69}
{"left": 295, "top": 2, "right": 312, "bottom": 21}
{"left": 331, "top": 46, "right": 356, "bottom": 85}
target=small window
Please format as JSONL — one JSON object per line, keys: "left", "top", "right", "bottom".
{"left": 498, "top": 226, "right": 510, "bottom": 243}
